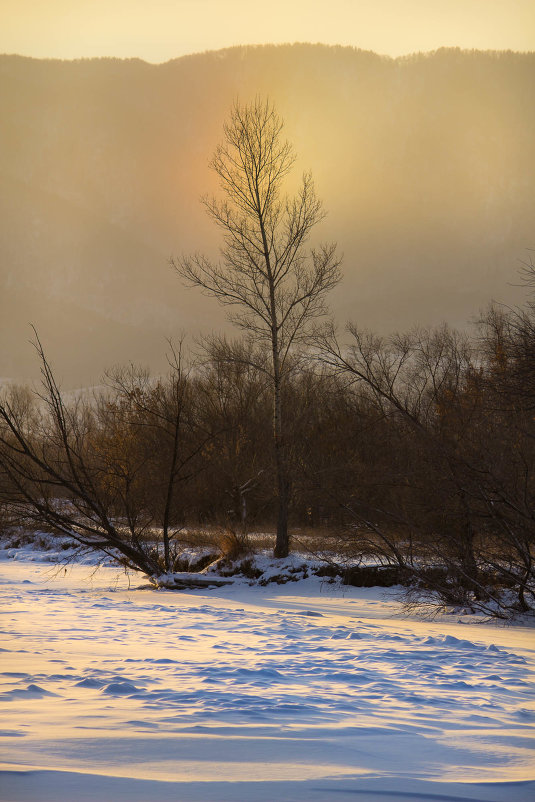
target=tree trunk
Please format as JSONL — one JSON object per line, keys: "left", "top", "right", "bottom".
{"left": 259, "top": 195, "right": 290, "bottom": 559}
{"left": 162, "top": 415, "right": 181, "bottom": 573}
{"left": 273, "top": 363, "right": 289, "bottom": 558}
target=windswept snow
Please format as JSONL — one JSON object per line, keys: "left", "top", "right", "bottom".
{"left": 0, "top": 554, "right": 534, "bottom": 802}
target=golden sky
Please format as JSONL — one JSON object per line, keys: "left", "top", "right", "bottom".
{"left": 1, "top": 0, "right": 534, "bottom": 60}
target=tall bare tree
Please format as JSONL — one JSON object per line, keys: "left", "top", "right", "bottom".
{"left": 173, "top": 98, "right": 341, "bottom": 557}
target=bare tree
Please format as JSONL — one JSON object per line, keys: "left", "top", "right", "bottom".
{"left": 104, "top": 341, "right": 214, "bottom": 573}
{"left": 0, "top": 334, "right": 211, "bottom": 581}
{"left": 316, "top": 321, "right": 535, "bottom": 616}
{"left": 173, "top": 98, "right": 341, "bottom": 557}
{"left": 193, "top": 337, "right": 272, "bottom": 529}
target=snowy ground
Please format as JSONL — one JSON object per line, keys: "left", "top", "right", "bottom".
{"left": 0, "top": 549, "right": 534, "bottom": 802}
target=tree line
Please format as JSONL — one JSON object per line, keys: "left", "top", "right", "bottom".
{"left": 1, "top": 297, "right": 533, "bottom": 614}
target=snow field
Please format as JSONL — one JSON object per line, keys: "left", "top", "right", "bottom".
{"left": 0, "top": 558, "right": 534, "bottom": 801}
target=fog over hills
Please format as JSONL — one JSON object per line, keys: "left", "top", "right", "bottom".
{"left": 1, "top": 44, "right": 533, "bottom": 385}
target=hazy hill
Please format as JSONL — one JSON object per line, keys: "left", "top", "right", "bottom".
{"left": 1, "top": 44, "right": 533, "bottom": 385}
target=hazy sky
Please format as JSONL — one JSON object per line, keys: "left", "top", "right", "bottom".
{"left": 1, "top": 0, "right": 534, "bottom": 61}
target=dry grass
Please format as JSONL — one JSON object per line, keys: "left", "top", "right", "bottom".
{"left": 216, "top": 529, "right": 253, "bottom": 561}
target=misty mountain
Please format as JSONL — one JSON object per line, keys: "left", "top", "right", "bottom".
{"left": 1, "top": 44, "right": 533, "bottom": 385}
